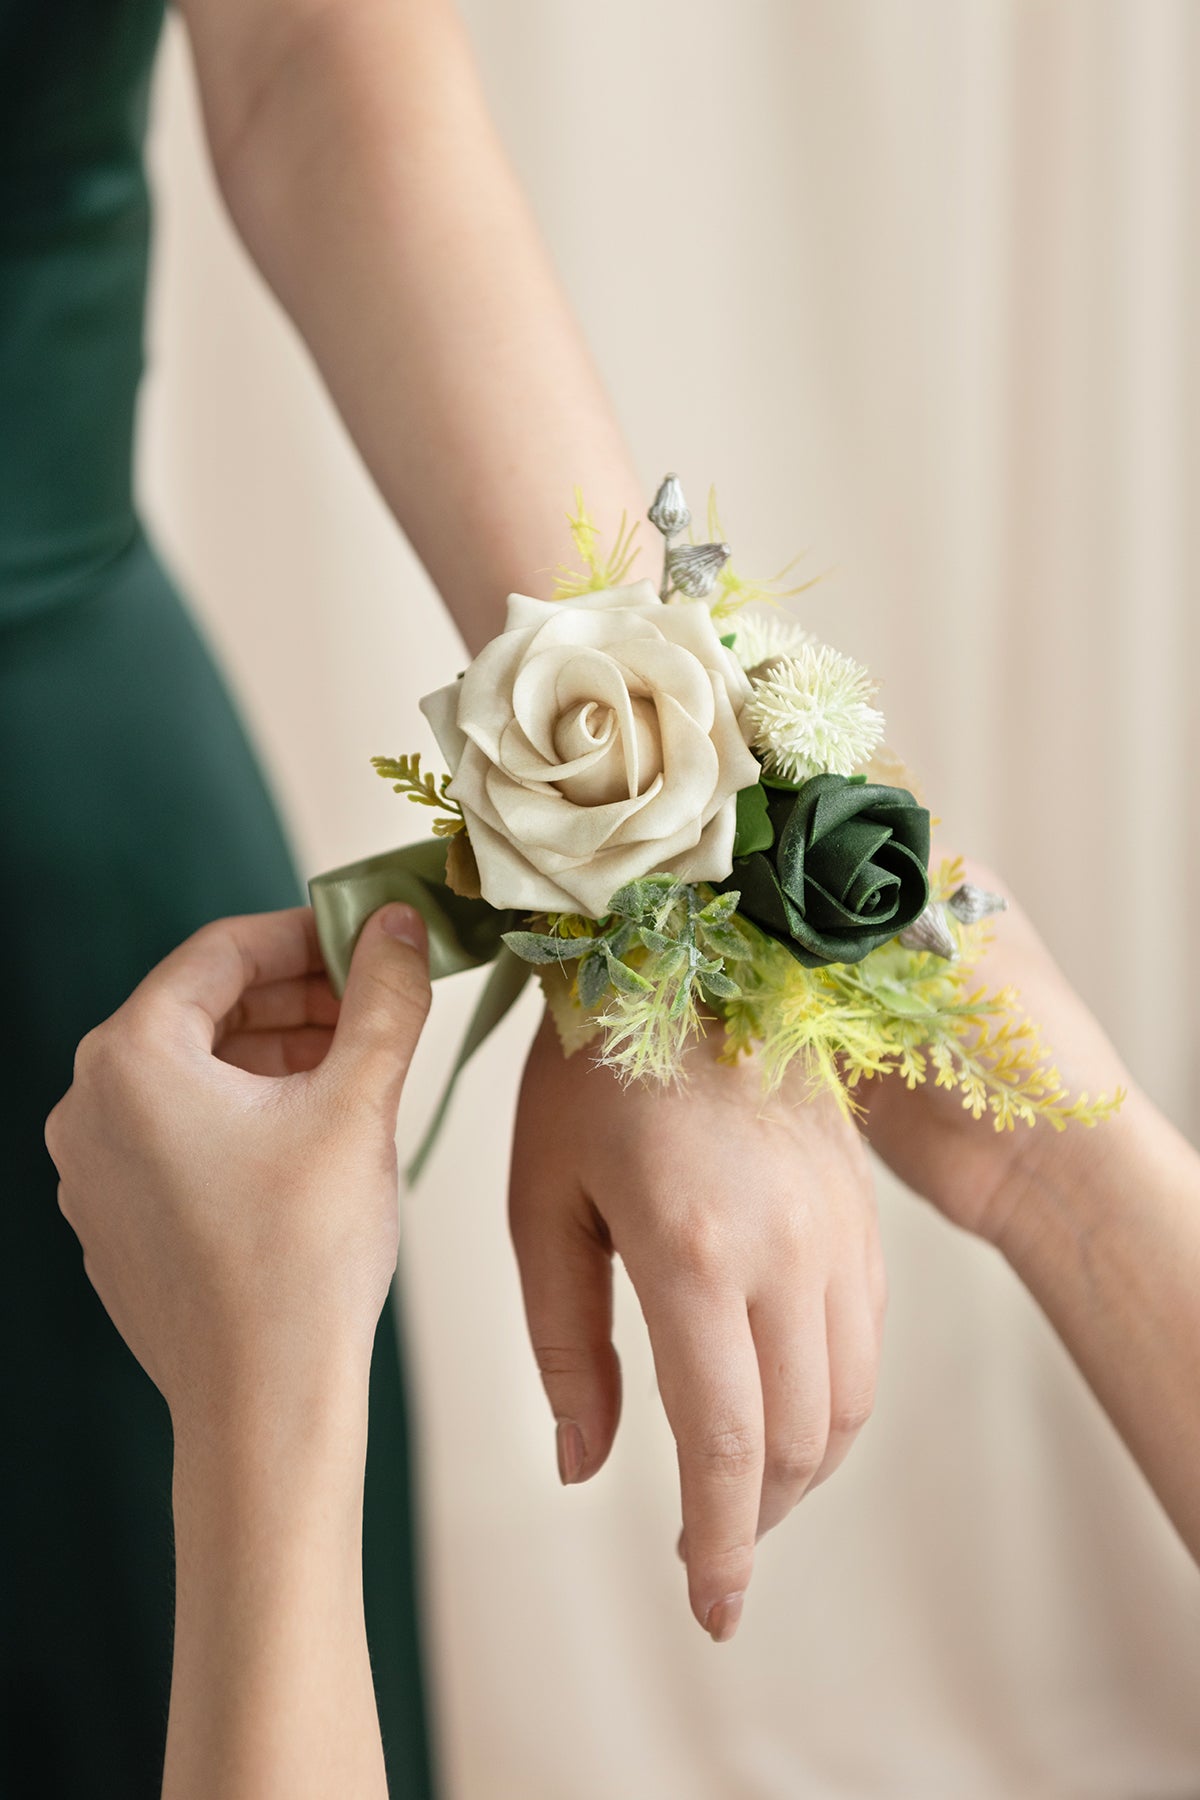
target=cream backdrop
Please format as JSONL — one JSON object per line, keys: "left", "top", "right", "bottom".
{"left": 139, "top": 3, "right": 1200, "bottom": 1796}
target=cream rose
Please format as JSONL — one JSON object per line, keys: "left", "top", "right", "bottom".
{"left": 420, "top": 581, "right": 761, "bottom": 917}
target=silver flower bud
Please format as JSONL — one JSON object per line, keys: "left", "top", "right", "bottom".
{"left": 947, "top": 882, "right": 1008, "bottom": 925}
{"left": 648, "top": 472, "right": 691, "bottom": 539}
{"left": 665, "top": 541, "right": 731, "bottom": 599}
{"left": 898, "top": 902, "right": 958, "bottom": 961}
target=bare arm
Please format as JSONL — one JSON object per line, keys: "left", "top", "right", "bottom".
{"left": 167, "top": 1376, "right": 384, "bottom": 1799}
{"left": 46, "top": 906, "right": 433, "bottom": 1796}
{"left": 998, "top": 1096, "right": 1200, "bottom": 1562}
{"left": 176, "top": 0, "right": 645, "bottom": 650}
{"left": 861, "top": 860, "right": 1200, "bottom": 1562}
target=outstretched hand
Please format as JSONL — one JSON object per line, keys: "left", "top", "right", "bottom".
{"left": 510, "top": 1014, "right": 883, "bottom": 1643}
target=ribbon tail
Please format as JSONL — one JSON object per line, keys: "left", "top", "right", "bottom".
{"left": 405, "top": 945, "right": 531, "bottom": 1187}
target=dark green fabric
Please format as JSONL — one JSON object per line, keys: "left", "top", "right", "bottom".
{"left": 0, "top": 8, "right": 435, "bottom": 1793}
{"left": 721, "top": 772, "right": 930, "bottom": 967}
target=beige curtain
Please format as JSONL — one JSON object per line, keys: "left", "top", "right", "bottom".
{"left": 141, "top": 3, "right": 1200, "bottom": 1794}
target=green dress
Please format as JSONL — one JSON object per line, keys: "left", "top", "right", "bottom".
{"left": 0, "top": 3, "right": 435, "bottom": 1792}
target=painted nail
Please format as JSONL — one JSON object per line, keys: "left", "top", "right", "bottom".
{"left": 704, "top": 1593, "right": 745, "bottom": 1644}
{"left": 556, "top": 1420, "right": 585, "bottom": 1486}
{"left": 379, "top": 903, "right": 425, "bottom": 950}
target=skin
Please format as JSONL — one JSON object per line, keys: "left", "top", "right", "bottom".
{"left": 44, "top": 880, "right": 1200, "bottom": 1793}
{"left": 177, "top": 0, "right": 644, "bottom": 656}
{"left": 513, "top": 1023, "right": 883, "bottom": 1643}
{"left": 860, "top": 859, "right": 1200, "bottom": 1564}
{"left": 46, "top": 903, "right": 432, "bottom": 1800}
{"left": 166, "top": 0, "right": 885, "bottom": 1641}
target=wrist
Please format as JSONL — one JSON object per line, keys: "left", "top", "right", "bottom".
{"left": 171, "top": 1350, "right": 372, "bottom": 1525}
{"left": 994, "top": 1087, "right": 1177, "bottom": 1281}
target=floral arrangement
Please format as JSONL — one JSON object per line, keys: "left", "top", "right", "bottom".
{"left": 310, "top": 475, "right": 1121, "bottom": 1175}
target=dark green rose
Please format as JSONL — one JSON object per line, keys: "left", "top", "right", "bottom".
{"left": 721, "top": 773, "right": 930, "bottom": 967}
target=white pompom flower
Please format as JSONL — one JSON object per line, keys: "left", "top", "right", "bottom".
{"left": 747, "top": 643, "right": 885, "bottom": 783}
{"left": 727, "top": 607, "right": 817, "bottom": 673}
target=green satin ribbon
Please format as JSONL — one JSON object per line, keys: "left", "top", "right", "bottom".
{"left": 309, "top": 839, "right": 529, "bottom": 1183}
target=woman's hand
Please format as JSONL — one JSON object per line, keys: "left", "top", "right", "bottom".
{"left": 510, "top": 1015, "right": 884, "bottom": 1643}
{"left": 45, "top": 903, "right": 430, "bottom": 1800}
{"left": 856, "top": 857, "right": 1132, "bottom": 1248}
{"left": 46, "top": 903, "right": 431, "bottom": 1424}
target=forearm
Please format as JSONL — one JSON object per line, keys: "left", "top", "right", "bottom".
{"left": 185, "top": 0, "right": 646, "bottom": 652}
{"left": 999, "top": 1094, "right": 1200, "bottom": 1561}
{"left": 165, "top": 1376, "right": 385, "bottom": 1800}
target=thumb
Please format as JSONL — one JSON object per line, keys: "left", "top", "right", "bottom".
{"left": 324, "top": 903, "right": 432, "bottom": 1113}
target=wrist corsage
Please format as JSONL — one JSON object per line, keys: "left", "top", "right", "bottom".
{"left": 311, "top": 476, "right": 1122, "bottom": 1178}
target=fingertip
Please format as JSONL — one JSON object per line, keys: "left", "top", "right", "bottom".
{"left": 556, "top": 1420, "right": 585, "bottom": 1486}
{"left": 556, "top": 1342, "right": 623, "bottom": 1488}
{"left": 376, "top": 903, "right": 427, "bottom": 955}
{"left": 703, "top": 1592, "right": 746, "bottom": 1645}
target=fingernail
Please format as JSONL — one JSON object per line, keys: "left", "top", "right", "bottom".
{"left": 704, "top": 1592, "right": 745, "bottom": 1644}
{"left": 556, "top": 1420, "right": 585, "bottom": 1486}
{"left": 379, "top": 904, "right": 425, "bottom": 950}
{"left": 676, "top": 1530, "right": 687, "bottom": 1564}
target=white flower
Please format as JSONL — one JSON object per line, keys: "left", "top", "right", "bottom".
{"left": 747, "top": 642, "right": 884, "bottom": 783}
{"left": 727, "top": 607, "right": 817, "bottom": 673}
{"left": 420, "top": 581, "right": 761, "bottom": 917}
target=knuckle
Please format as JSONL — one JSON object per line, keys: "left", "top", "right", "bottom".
{"left": 767, "top": 1432, "right": 828, "bottom": 1487}
{"left": 368, "top": 960, "right": 432, "bottom": 1032}
{"left": 532, "top": 1343, "right": 595, "bottom": 1381}
{"left": 112, "top": 995, "right": 162, "bottom": 1058}
{"left": 43, "top": 1099, "right": 66, "bottom": 1162}
{"left": 71, "top": 1024, "right": 104, "bottom": 1080}
{"left": 663, "top": 1211, "right": 730, "bottom": 1282}
{"left": 689, "top": 1421, "right": 762, "bottom": 1482}
{"left": 829, "top": 1385, "right": 877, "bottom": 1438}
{"left": 689, "top": 1539, "right": 756, "bottom": 1595}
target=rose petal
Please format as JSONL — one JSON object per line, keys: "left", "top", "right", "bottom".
{"left": 555, "top": 699, "right": 662, "bottom": 806}
{"left": 663, "top": 793, "right": 739, "bottom": 885}
{"left": 419, "top": 681, "right": 469, "bottom": 773}
{"left": 484, "top": 763, "right": 662, "bottom": 857}
{"left": 503, "top": 592, "right": 562, "bottom": 634}
{"left": 497, "top": 710, "right": 617, "bottom": 786}
{"left": 651, "top": 600, "right": 753, "bottom": 704}
{"left": 562, "top": 579, "right": 660, "bottom": 614}
{"left": 461, "top": 807, "right": 583, "bottom": 913}
{"left": 707, "top": 675, "right": 762, "bottom": 792}
{"left": 457, "top": 627, "right": 538, "bottom": 761}
{"left": 614, "top": 691, "right": 717, "bottom": 843}
{"left": 614, "top": 636, "right": 716, "bottom": 731}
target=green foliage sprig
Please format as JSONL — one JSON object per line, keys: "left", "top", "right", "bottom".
{"left": 504, "top": 876, "right": 747, "bottom": 1082}
{"left": 520, "top": 856, "right": 1122, "bottom": 1131}
{"left": 372, "top": 753, "right": 464, "bottom": 837}
{"left": 553, "top": 490, "right": 642, "bottom": 599}
{"left": 700, "top": 490, "right": 824, "bottom": 621}
{"left": 716, "top": 860, "right": 1124, "bottom": 1131}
